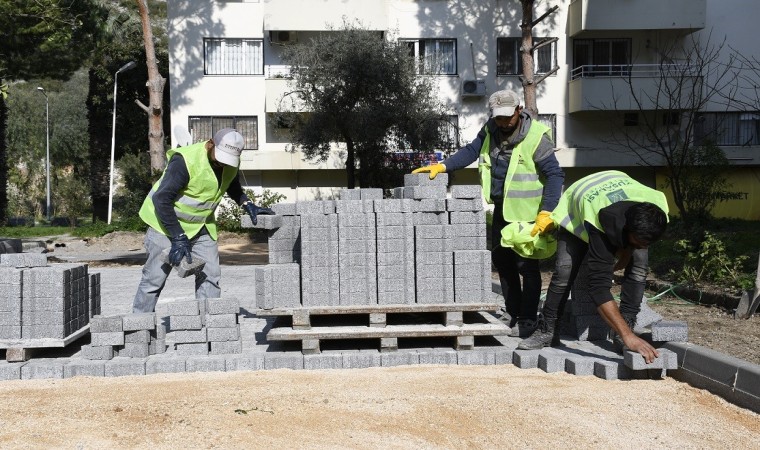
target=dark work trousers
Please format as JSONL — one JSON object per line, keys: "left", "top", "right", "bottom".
{"left": 541, "top": 228, "right": 647, "bottom": 322}
{"left": 491, "top": 200, "right": 541, "bottom": 321}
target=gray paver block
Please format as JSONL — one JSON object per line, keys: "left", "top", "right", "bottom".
{"left": 90, "top": 315, "right": 123, "bottom": 333}
{"left": 91, "top": 331, "right": 125, "bottom": 347}
{"left": 418, "top": 349, "right": 458, "bottom": 365}
{"left": 271, "top": 202, "right": 297, "bottom": 216}
{"left": 206, "top": 313, "right": 237, "bottom": 328}
{"left": 175, "top": 342, "right": 209, "bottom": 356}
{"left": 1, "top": 253, "right": 48, "bottom": 268}
{"left": 122, "top": 313, "right": 156, "bottom": 331}
{"left": 165, "top": 300, "right": 200, "bottom": 316}
{"left": 124, "top": 329, "right": 151, "bottom": 344}
{"left": 185, "top": 356, "right": 227, "bottom": 373}
{"left": 342, "top": 350, "right": 382, "bottom": 369}
{"left": 241, "top": 214, "right": 283, "bottom": 230}
{"left": 210, "top": 340, "right": 242, "bottom": 355}
{"left": 226, "top": 354, "right": 265, "bottom": 372}
{"left": 594, "top": 360, "right": 632, "bottom": 380}
{"left": 651, "top": 320, "right": 688, "bottom": 342}
{"left": 80, "top": 344, "right": 114, "bottom": 360}
{"left": 512, "top": 350, "right": 540, "bottom": 369}
{"left": 381, "top": 350, "right": 420, "bottom": 367}
{"left": 169, "top": 314, "right": 203, "bottom": 331}
{"left": 21, "top": 359, "right": 66, "bottom": 380}
{"left": 264, "top": 352, "right": 304, "bottom": 370}
{"left": 450, "top": 185, "right": 481, "bottom": 199}
{"left": 494, "top": 348, "right": 514, "bottom": 365}
{"left": 565, "top": 356, "right": 596, "bottom": 376}
{"left": 0, "top": 362, "right": 23, "bottom": 380}
{"left": 458, "top": 349, "right": 496, "bottom": 366}
{"left": 207, "top": 325, "right": 240, "bottom": 342}
{"left": 205, "top": 298, "right": 240, "bottom": 315}
{"left": 118, "top": 343, "right": 151, "bottom": 359}
{"left": 146, "top": 357, "right": 187, "bottom": 374}
{"left": 160, "top": 248, "right": 206, "bottom": 278}
{"left": 538, "top": 348, "right": 568, "bottom": 373}
{"left": 104, "top": 358, "right": 146, "bottom": 377}
{"left": 304, "top": 352, "right": 344, "bottom": 370}
{"left": 64, "top": 361, "right": 106, "bottom": 378}
{"left": 168, "top": 328, "right": 207, "bottom": 344}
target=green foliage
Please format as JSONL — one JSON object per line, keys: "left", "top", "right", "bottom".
{"left": 280, "top": 20, "right": 452, "bottom": 188}
{"left": 114, "top": 152, "right": 153, "bottom": 221}
{"left": 668, "top": 231, "right": 753, "bottom": 293}
{"left": 216, "top": 189, "right": 286, "bottom": 232}
{"left": 53, "top": 171, "right": 91, "bottom": 227}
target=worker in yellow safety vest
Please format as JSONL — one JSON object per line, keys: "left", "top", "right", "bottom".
{"left": 414, "top": 89, "right": 565, "bottom": 337}
{"left": 518, "top": 170, "right": 669, "bottom": 363}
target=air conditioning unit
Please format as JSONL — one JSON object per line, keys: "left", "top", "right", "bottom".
{"left": 270, "top": 30, "right": 297, "bottom": 44}
{"left": 461, "top": 79, "right": 486, "bottom": 97}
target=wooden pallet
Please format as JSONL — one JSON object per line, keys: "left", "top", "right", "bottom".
{"left": 0, "top": 324, "right": 90, "bottom": 362}
{"left": 259, "top": 303, "right": 509, "bottom": 354}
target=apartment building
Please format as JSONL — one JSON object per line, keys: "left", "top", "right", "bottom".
{"left": 167, "top": 0, "right": 760, "bottom": 219}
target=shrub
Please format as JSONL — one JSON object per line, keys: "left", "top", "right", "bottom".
{"left": 669, "top": 231, "right": 753, "bottom": 293}
{"left": 216, "top": 189, "right": 286, "bottom": 231}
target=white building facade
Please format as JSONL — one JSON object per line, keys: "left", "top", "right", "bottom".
{"left": 167, "top": 0, "right": 760, "bottom": 219}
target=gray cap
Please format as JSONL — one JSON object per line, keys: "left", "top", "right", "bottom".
{"left": 488, "top": 89, "right": 520, "bottom": 117}
{"left": 212, "top": 128, "right": 244, "bottom": 167}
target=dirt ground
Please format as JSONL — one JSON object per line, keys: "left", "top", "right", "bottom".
{"left": 3, "top": 231, "right": 753, "bottom": 448}
{"left": 0, "top": 366, "right": 757, "bottom": 449}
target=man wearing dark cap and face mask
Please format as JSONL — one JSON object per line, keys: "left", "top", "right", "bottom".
{"left": 132, "top": 128, "right": 274, "bottom": 313}
{"left": 413, "top": 89, "right": 564, "bottom": 337}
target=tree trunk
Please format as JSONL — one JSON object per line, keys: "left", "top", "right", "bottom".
{"left": 87, "top": 69, "right": 112, "bottom": 223}
{"left": 0, "top": 94, "right": 7, "bottom": 225}
{"left": 520, "top": 0, "right": 538, "bottom": 115}
{"left": 345, "top": 140, "right": 356, "bottom": 189}
{"left": 136, "top": 0, "right": 167, "bottom": 172}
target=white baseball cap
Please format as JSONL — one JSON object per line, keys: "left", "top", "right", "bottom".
{"left": 489, "top": 89, "right": 520, "bottom": 117}
{"left": 212, "top": 128, "right": 244, "bottom": 167}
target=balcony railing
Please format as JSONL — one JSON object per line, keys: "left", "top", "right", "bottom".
{"left": 266, "top": 65, "right": 294, "bottom": 79}
{"left": 570, "top": 63, "right": 695, "bottom": 80}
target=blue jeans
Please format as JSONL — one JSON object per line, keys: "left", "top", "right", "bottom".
{"left": 132, "top": 227, "right": 222, "bottom": 313}
{"left": 541, "top": 229, "right": 648, "bottom": 321}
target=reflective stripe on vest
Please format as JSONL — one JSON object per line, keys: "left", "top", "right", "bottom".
{"left": 550, "top": 170, "right": 670, "bottom": 243}
{"left": 477, "top": 121, "right": 551, "bottom": 222}
{"left": 139, "top": 141, "right": 239, "bottom": 240}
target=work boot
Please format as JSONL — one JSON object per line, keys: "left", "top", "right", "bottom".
{"left": 497, "top": 310, "right": 517, "bottom": 328}
{"left": 517, "top": 318, "right": 559, "bottom": 350}
{"left": 508, "top": 319, "right": 538, "bottom": 338}
{"left": 611, "top": 315, "right": 638, "bottom": 354}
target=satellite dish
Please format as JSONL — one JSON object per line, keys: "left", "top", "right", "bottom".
{"left": 173, "top": 125, "right": 192, "bottom": 148}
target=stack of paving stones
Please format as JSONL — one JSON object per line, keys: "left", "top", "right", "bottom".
{"left": 0, "top": 254, "right": 93, "bottom": 340}
{"left": 165, "top": 298, "right": 242, "bottom": 356}
{"left": 82, "top": 313, "right": 165, "bottom": 360}
{"left": 562, "top": 260, "right": 610, "bottom": 341}
{"left": 250, "top": 173, "right": 490, "bottom": 308}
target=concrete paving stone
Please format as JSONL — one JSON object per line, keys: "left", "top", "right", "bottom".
{"left": 296, "top": 200, "right": 335, "bottom": 215}
{"left": 339, "top": 188, "right": 361, "bottom": 200}
{"left": 21, "top": 359, "right": 66, "bottom": 380}
{"left": 0, "top": 325, "right": 21, "bottom": 339}
{"left": 538, "top": 348, "right": 569, "bottom": 373}
{"left": 0, "top": 362, "right": 23, "bottom": 380}
{"left": 458, "top": 349, "right": 496, "bottom": 366}
{"left": 381, "top": 350, "right": 420, "bottom": 367}
{"left": 304, "top": 352, "right": 344, "bottom": 370}
{"left": 169, "top": 314, "right": 203, "bottom": 331}
{"left": 164, "top": 299, "right": 200, "bottom": 316}
{"left": 206, "top": 325, "right": 240, "bottom": 342}
{"left": 450, "top": 185, "right": 481, "bottom": 199}
{"left": 122, "top": 313, "right": 156, "bottom": 331}
{"left": 448, "top": 211, "right": 485, "bottom": 224}
{"left": 264, "top": 352, "right": 304, "bottom": 370}
{"left": 90, "top": 315, "right": 123, "bottom": 333}
{"left": 413, "top": 212, "right": 447, "bottom": 225}
{"left": 512, "top": 350, "right": 540, "bottom": 369}
{"left": 680, "top": 344, "right": 745, "bottom": 387}
{"left": 226, "top": 354, "right": 266, "bottom": 372}
{"left": 404, "top": 173, "right": 448, "bottom": 187}
{"left": 565, "top": 356, "right": 596, "bottom": 376}
{"left": 146, "top": 356, "right": 187, "bottom": 374}
{"left": 416, "top": 348, "right": 458, "bottom": 365}
{"left": 403, "top": 185, "right": 447, "bottom": 200}
{"left": 335, "top": 200, "right": 373, "bottom": 214}
{"left": 205, "top": 298, "right": 240, "bottom": 315}
{"left": 373, "top": 199, "right": 414, "bottom": 213}
{"left": 493, "top": 347, "right": 514, "bottom": 365}
{"left": 594, "top": 360, "right": 632, "bottom": 380}
{"left": 360, "top": 188, "right": 383, "bottom": 200}
{"left": 210, "top": 340, "right": 242, "bottom": 355}
{"left": 635, "top": 301, "right": 663, "bottom": 329}
{"left": 175, "top": 342, "right": 209, "bottom": 356}
{"left": 413, "top": 199, "right": 448, "bottom": 213}
{"left": 185, "top": 355, "right": 227, "bottom": 373}
{"left": 241, "top": 214, "right": 283, "bottom": 230}
{"left": 342, "top": 350, "right": 382, "bottom": 369}
{"left": 149, "top": 339, "right": 167, "bottom": 355}
{"left": 91, "top": 331, "right": 125, "bottom": 347}
{"left": 124, "top": 329, "right": 151, "bottom": 344}
{"left": 271, "top": 202, "right": 297, "bottom": 215}
{"left": 80, "top": 344, "right": 114, "bottom": 360}
{"left": 118, "top": 343, "right": 151, "bottom": 359}
{"left": 168, "top": 328, "right": 207, "bottom": 344}
{"left": 446, "top": 199, "right": 483, "bottom": 212}
{"left": 1, "top": 253, "right": 48, "bottom": 268}
{"left": 104, "top": 358, "right": 146, "bottom": 377}
{"left": 205, "top": 313, "right": 237, "bottom": 328}
{"left": 64, "top": 361, "right": 106, "bottom": 378}
{"left": 651, "top": 320, "right": 688, "bottom": 342}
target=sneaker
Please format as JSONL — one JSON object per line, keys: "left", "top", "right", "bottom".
{"left": 508, "top": 319, "right": 538, "bottom": 338}
{"left": 517, "top": 318, "right": 559, "bottom": 350}
{"left": 610, "top": 315, "right": 637, "bottom": 354}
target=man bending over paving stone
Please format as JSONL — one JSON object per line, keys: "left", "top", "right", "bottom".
{"left": 132, "top": 128, "right": 274, "bottom": 313}
{"left": 518, "top": 170, "right": 668, "bottom": 363}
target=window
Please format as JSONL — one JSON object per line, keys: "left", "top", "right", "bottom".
{"left": 400, "top": 39, "right": 456, "bottom": 75}
{"left": 204, "top": 38, "right": 264, "bottom": 75}
{"left": 572, "top": 38, "right": 631, "bottom": 79}
{"left": 439, "top": 115, "right": 460, "bottom": 152}
{"left": 497, "top": 37, "right": 557, "bottom": 76}
{"left": 695, "top": 112, "right": 760, "bottom": 146}
{"left": 188, "top": 116, "right": 259, "bottom": 150}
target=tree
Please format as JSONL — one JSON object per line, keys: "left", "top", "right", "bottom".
{"left": 0, "top": 0, "right": 105, "bottom": 223}
{"left": 600, "top": 32, "right": 748, "bottom": 222}
{"left": 516, "top": 1, "right": 559, "bottom": 114}
{"left": 279, "top": 22, "right": 451, "bottom": 189}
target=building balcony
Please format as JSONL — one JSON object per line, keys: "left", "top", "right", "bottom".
{"left": 263, "top": 0, "right": 387, "bottom": 31}
{"left": 568, "top": 64, "right": 700, "bottom": 113}
{"left": 568, "top": 0, "right": 705, "bottom": 37}
{"left": 265, "top": 65, "right": 307, "bottom": 112}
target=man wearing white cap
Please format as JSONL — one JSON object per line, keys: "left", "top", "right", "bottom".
{"left": 132, "top": 128, "right": 274, "bottom": 313}
{"left": 413, "top": 89, "right": 564, "bottom": 337}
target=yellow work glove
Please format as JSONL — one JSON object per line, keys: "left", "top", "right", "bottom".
{"left": 412, "top": 163, "right": 446, "bottom": 180}
{"left": 530, "top": 210, "right": 555, "bottom": 237}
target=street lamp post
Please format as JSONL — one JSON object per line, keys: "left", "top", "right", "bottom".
{"left": 36, "top": 87, "right": 50, "bottom": 222}
{"left": 108, "top": 60, "right": 138, "bottom": 224}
